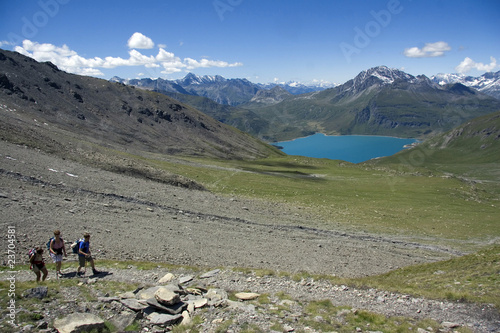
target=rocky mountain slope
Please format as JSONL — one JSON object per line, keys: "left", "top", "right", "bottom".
{"left": 432, "top": 71, "right": 500, "bottom": 100}
{"left": 0, "top": 49, "right": 281, "bottom": 161}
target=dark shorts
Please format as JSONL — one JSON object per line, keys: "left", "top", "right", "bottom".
{"left": 78, "top": 255, "right": 93, "bottom": 267}
{"left": 32, "top": 263, "right": 46, "bottom": 273}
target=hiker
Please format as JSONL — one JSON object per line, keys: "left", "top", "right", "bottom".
{"left": 77, "top": 233, "right": 99, "bottom": 276}
{"left": 49, "top": 229, "right": 67, "bottom": 277}
{"left": 29, "top": 247, "right": 48, "bottom": 282}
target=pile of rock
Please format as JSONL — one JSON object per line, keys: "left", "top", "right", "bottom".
{"left": 53, "top": 269, "right": 261, "bottom": 332}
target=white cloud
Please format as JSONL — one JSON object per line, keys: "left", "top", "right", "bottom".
{"left": 404, "top": 41, "right": 451, "bottom": 58}
{"left": 14, "top": 38, "right": 243, "bottom": 77}
{"left": 455, "top": 56, "right": 498, "bottom": 74}
{"left": 184, "top": 58, "right": 243, "bottom": 70}
{"left": 127, "top": 32, "right": 154, "bottom": 49}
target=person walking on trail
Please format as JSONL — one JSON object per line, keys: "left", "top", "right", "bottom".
{"left": 77, "top": 233, "right": 99, "bottom": 276}
{"left": 29, "top": 247, "right": 48, "bottom": 282}
{"left": 49, "top": 230, "right": 67, "bottom": 278}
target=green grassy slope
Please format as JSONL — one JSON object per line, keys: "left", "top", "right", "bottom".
{"left": 352, "top": 244, "right": 500, "bottom": 310}
{"left": 370, "top": 111, "right": 500, "bottom": 182}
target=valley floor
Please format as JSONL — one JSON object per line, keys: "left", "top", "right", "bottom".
{"left": 0, "top": 141, "right": 456, "bottom": 278}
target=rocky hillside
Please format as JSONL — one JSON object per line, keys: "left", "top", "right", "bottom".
{"left": 0, "top": 49, "right": 281, "bottom": 161}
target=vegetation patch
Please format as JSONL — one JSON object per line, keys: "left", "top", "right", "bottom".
{"left": 352, "top": 245, "right": 500, "bottom": 310}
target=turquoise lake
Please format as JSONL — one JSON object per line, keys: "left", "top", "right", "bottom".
{"left": 275, "top": 133, "right": 417, "bottom": 163}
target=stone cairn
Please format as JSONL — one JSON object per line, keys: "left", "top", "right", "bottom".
{"left": 51, "top": 269, "right": 261, "bottom": 333}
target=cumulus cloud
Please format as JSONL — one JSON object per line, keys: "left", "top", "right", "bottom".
{"left": 404, "top": 41, "right": 451, "bottom": 58}
{"left": 14, "top": 34, "right": 243, "bottom": 77}
{"left": 455, "top": 56, "right": 498, "bottom": 74}
{"left": 127, "top": 32, "right": 154, "bottom": 49}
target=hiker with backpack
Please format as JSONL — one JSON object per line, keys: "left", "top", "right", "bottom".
{"left": 49, "top": 230, "right": 67, "bottom": 278}
{"left": 77, "top": 233, "right": 99, "bottom": 276}
{"left": 29, "top": 247, "right": 48, "bottom": 282}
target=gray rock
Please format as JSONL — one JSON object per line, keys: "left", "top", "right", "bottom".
{"left": 200, "top": 269, "right": 220, "bottom": 278}
{"left": 23, "top": 286, "right": 48, "bottom": 299}
{"left": 158, "top": 272, "right": 175, "bottom": 284}
{"left": 136, "top": 286, "right": 161, "bottom": 300}
{"left": 98, "top": 296, "right": 120, "bottom": 303}
{"left": 146, "top": 297, "right": 187, "bottom": 315}
{"left": 120, "top": 298, "right": 149, "bottom": 311}
{"left": 179, "top": 275, "right": 194, "bottom": 284}
{"left": 155, "top": 287, "right": 180, "bottom": 306}
{"left": 442, "top": 321, "right": 460, "bottom": 328}
{"left": 149, "top": 313, "right": 183, "bottom": 326}
{"left": 53, "top": 313, "right": 105, "bottom": 333}
{"left": 235, "top": 292, "right": 260, "bottom": 300}
{"left": 110, "top": 310, "right": 138, "bottom": 331}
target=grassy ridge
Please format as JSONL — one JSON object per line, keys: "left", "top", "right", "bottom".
{"left": 371, "top": 111, "right": 500, "bottom": 182}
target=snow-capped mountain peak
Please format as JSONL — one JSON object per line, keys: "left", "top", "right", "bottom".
{"left": 431, "top": 71, "right": 500, "bottom": 99}
{"left": 361, "top": 66, "right": 415, "bottom": 84}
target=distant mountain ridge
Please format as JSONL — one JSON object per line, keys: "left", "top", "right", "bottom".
{"left": 431, "top": 71, "right": 500, "bottom": 99}
{"left": 110, "top": 74, "right": 335, "bottom": 106}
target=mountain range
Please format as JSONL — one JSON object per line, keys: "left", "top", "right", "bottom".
{"left": 245, "top": 66, "right": 500, "bottom": 141}
{"left": 110, "top": 74, "right": 335, "bottom": 106}
{"left": 111, "top": 67, "right": 500, "bottom": 142}
{"left": 431, "top": 71, "right": 500, "bottom": 100}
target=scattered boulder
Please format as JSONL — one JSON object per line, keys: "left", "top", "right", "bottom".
{"left": 146, "top": 297, "right": 187, "bottom": 315}
{"left": 120, "top": 298, "right": 149, "bottom": 311}
{"left": 158, "top": 272, "right": 175, "bottom": 284}
{"left": 179, "top": 275, "right": 194, "bottom": 284}
{"left": 148, "top": 313, "right": 183, "bottom": 326}
{"left": 136, "top": 286, "right": 161, "bottom": 300}
{"left": 53, "top": 313, "right": 105, "bottom": 333}
{"left": 180, "top": 310, "right": 192, "bottom": 326}
{"left": 200, "top": 269, "right": 220, "bottom": 279}
{"left": 23, "top": 286, "right": 48, "bottom": 299}
{"left": 155, "top": 286, "right": 181, "bottom": 306}
{"left": 110, "top": 310, "right": 138, "bottom": 331}
{"left": 235, "top": 292, "right": 260, "bottom": 300}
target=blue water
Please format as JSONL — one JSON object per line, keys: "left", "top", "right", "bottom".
{"left": 276, "top": 133, "right": 417, "bottom": 163}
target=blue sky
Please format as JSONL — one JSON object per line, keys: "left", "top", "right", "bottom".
{"left": 1, "top": 0, "right": 499, "bottom": 85}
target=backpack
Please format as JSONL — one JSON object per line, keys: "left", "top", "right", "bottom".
{"left": 46, "top": 237, "right": 54, "bottom": 250}
{"left": 71, "top": 238, "right": 84, "bottom": 254}
{"left": 28, "top": 248, "right": 36, "bottom": 260}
